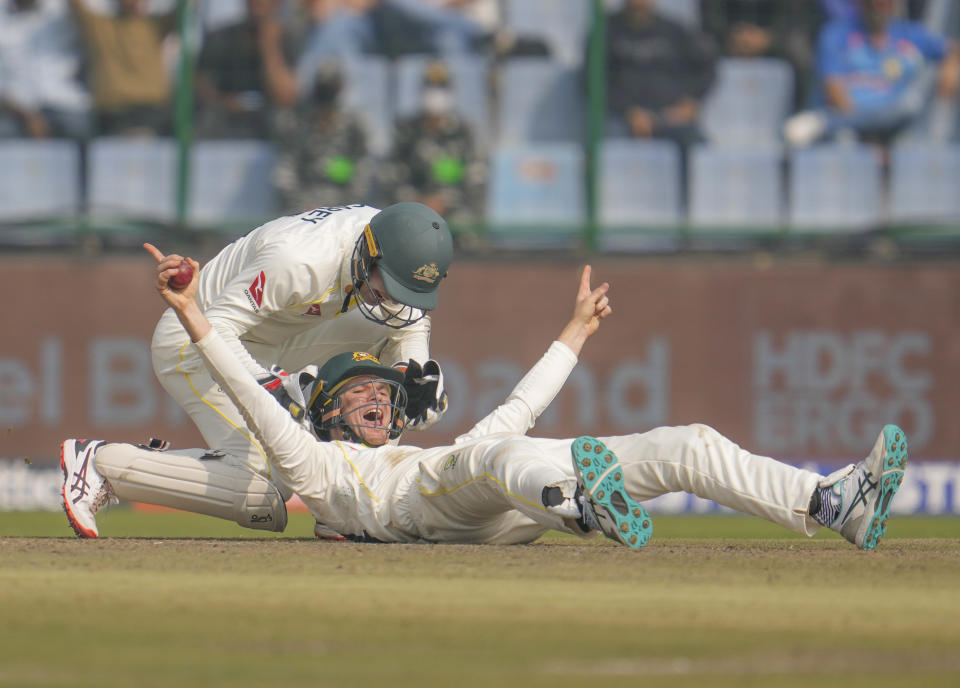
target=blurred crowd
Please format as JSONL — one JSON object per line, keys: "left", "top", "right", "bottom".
{"left": 1, "top": 0, "right": 958, "bottom": 226}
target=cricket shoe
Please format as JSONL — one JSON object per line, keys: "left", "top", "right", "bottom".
{"left": 60, "top": 439, "right": 115, "bottom": 539}
{"left": 314, "top": 521, "right": 348, "bottom": 541}
{"left": 819, "top": 424, "right": 908, "bottom": 550}
{"left": 541, "top": 478, "right": 582, "bottom": 520}
{"left": 571, "top": 437, "right": 652, "bottom": 549}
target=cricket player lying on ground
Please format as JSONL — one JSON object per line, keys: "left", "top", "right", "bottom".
{"left": 60, "top": 246, "right": 908, "bottom": 550}
{"left": 150, "top": 202, "right": 454, "bottom": 503}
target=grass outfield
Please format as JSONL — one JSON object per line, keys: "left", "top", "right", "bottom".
{"left": 1, "top": 512, "right": 959, "bottom": 688}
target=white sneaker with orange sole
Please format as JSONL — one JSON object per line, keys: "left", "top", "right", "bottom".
{"left": 60, "top": 439, "right": 114, "bottom": 539}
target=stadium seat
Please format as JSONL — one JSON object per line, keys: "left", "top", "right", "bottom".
{"left": 496, "top": 59, "right": 584, "bottom": 146}
{"left": 485, "top": 143, "right": 585, "bottom": 245}
{"left": 189, "top": 140, "right": 279, "bottom": 226}
{"left": 688, "top": 145, "right": 784, "bottom": 229}
{"left": 700, "top": 58, "right": 794, "bottom": 147}
{"left": 788, "top": 144, "right": 883, "bottom": 231}
{"left": 599, "top": 139, "right": 682, "bottom": 227}
{"left": 889, "top": 143, "right": 960, "bottom": 222}
{"left": 202, "top": 0, "right": 245, "bottom": 30}
{"left": 87, "top": 137, "right": 177, "bottom": 222}
{"left": 922, "top": 0, "right": 958, "bottom": 35}
{"left": 503, "top": 0, "right": 591, "bottom": 66}
{"left": 339, "top": 57, "right": 393, "bottom": 156}
{"left": 0, "top": 139, "right": 80, "bottom": 221}
{"left": 393, "top": 55, "right": 491, "bottom": 147}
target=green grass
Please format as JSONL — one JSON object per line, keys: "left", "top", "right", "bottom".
{"left": 2, "top": 512, "right": 959, "bottom": 688}
{"left": 3, "top": 508, "right": 959, "bottom": 540}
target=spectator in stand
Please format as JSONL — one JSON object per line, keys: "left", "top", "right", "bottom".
{"left": 700, "top": 0, "right": 824, "bottom": 109}
{"left": 382, "top": 60, "right": 484, "bottom": 227}
{"left": 68, "top": 0, "right": 176, "bottom": 137}
{"left": 604, "top": 0, "right": 716, "bottom": 149}
{"left": 0, "top": 0, "right": 92, "bottom": 139}
{"left": 293, "top": 0, "right": 372, "bottom": 70}
{"left": 784, "top": 0, "right": 960, "bottom": 147}
{"left": 194, "top": 0, "right": 299, "bottom": 139}
{"left": 295, "top": 0, "right": 488, "bottom": 80}
{"left": 423, "top": 0, "right": 498, "bottom": 36}
{"left": 272, "top": 60, "right": 371, "bottom": 213}
{"left": 379, "top": 0, "right": 488, "bottom": 56}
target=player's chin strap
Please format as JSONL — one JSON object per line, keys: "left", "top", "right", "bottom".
{"left": 338, "top": 284, "right": 357, "bottom": 315}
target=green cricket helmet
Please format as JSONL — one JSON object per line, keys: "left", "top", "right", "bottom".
{"left": 306, "top": 351, "right": 408, "bottom": 445}
{"left": 347, "top": 202, "right": 453, "bottom": 328}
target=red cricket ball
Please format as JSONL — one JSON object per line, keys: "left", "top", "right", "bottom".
{"left": 169, "top": 260, "right": 194, "bottom": 289}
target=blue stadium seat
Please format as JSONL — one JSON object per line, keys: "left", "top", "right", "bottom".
{"left": 486, "top": 143, "right": 585, "bottom": 245}
{"left": 700, "top": 58, "right": 794, "bottom": 147}
{"left": 340, "top": 57, "right": 393, "bottom": 156}
{"left": 189, "top": 140, "right": 279, "bottom": 226}
{"left": 688, "top": 145, "right": 784, "bottom": 229}
{"left": 503, "top": 0, "right": 591, "bottom": 66}
{"left": 788, "top": 144, "right": 883, "bottom": 231}
{"left": 0, "top": 139, "right": 80, "bottom": 221}
{"left": 889, "top": 143, "right": 960, "bottom": 222}
{"left": 202, "top": 0, "right": 245, "bottom": 30}
{"left": 599, "top": 139, "right": 682, "bottom": 227}
{"left": 393, "top": 55, "right": 491, "bottom": 147}
{"left": 496, "top": 59, "right": 584, "bottom": 146}
{"left": 87, "top": 137, "right": 177, "bottom": 222}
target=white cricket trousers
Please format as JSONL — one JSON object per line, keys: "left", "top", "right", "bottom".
{"left": 409, "top": 424, "right": 822, "bottom": 544}
{"left": 594, "top": 424, "right": 822, "bottom": 536}
{"left": 151, "top": 310, "right": 288, "bottom": 492}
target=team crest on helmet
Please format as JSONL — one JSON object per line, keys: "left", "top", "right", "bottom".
{"left": 412, "top": 263, "right": 440, "bottom": 284}
{"left": 351, "top": 352, "right": 380, "bottom": 363}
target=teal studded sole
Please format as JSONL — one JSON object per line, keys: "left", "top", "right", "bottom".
{"left": 862, "top": 424, "right": 909, "bottom": 551}
{"left": 572, "top": 436, "right": 652, "bottom": 549}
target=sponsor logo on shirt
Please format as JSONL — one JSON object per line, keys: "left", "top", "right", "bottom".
{"left": 244, "top": 271, "right": 266, "bottom": 311}
{"left": 305, "top": 303, "right": 323, "bottom": 316}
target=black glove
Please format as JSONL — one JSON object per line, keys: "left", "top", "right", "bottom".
{"left": 398, "top": 359, "right": 447, "bottom": 426}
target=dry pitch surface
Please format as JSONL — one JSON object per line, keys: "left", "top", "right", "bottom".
{"left": 1, "top": 512, "right": 959, "bottom": 688}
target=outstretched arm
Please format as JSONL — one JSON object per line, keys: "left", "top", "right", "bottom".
{"left": 144, "top": 242, "right": 329, "bottom": 481}
{"left": 143, "top": 243, "right": 209, "bottom": 341}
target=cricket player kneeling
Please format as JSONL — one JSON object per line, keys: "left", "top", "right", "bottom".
{"left": 60, "top": 247, "right": 910, "bottom": 551}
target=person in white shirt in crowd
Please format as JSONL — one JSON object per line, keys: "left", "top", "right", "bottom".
{"left": 0, "top": 0, "right": 92, "bottom": 139}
